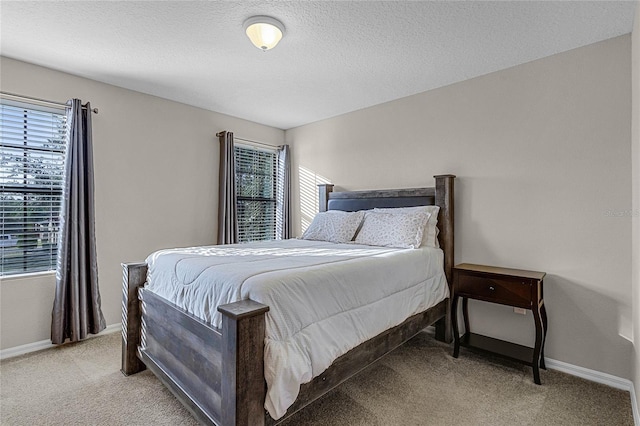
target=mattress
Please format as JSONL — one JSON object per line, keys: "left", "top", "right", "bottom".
{"left": 145, "top": 238, "right": 448, "bottom": 419}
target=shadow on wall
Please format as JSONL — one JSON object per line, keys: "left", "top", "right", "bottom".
{"left": 544, "top": 274, "right": 633, "bottom": 377}
{"left": 299, "top": 166, "right": 330, "bottom": 232}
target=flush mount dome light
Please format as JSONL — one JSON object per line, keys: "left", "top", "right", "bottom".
{"left": 243, "top": 16, "right": 285, "bottom": 51}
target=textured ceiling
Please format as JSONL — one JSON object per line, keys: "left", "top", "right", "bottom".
{"left": 0, "top": 1, "right": 637, "bottom": 130}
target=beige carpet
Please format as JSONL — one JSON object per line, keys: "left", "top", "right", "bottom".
{"left": 0, "top": 331, "right": 633, "bottom": 425}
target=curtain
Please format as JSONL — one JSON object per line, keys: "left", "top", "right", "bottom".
{"left": 217, "top": 131, "right": 237, "bottom": 244}
{"left": 51, "top": 99, "right": 105, "bottom": 344}
{"left": 277, "top": 144, "right": 291, "bottom": 239}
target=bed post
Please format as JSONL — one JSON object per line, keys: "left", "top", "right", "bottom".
{"left": 218, "top": 300, "right": 270, "bottom": 426}
{"left": 434, "top": 174, "right": 455, "bottom": 343}
{"left": 121, "top": 262, "right": 148, "bottom": 376}
{"left": 318, "top": 183, "right": 334, "bottom": 212}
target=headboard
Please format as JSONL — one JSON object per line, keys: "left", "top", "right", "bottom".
{"left": 318, "top": 174, "right": 455, "bottom": 287}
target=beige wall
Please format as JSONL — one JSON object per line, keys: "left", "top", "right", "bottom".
{"left": 0, "top": 57, "right": 284, "bottom": 350}
{"left": 287, "top": 35, "right": 633, "bottom": 379}
{"left": 632, "top": 1, "right": 640, "bottom": 414}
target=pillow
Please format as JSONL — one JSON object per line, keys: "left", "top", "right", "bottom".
{"left": 302, "top": 210, "right": 364, "bottom": 243}
{"left": 374, "top": 205, "right": 440, "bottom": 248}
{"left": 354, "top": 211, "right": 430, "bottom": 249}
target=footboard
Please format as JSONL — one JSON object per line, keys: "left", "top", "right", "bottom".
{"left": 121, "top": 262, "right": 269, "bottom": 425}
{"left": 122, "top": 260, "right": 448, "bottom": 426}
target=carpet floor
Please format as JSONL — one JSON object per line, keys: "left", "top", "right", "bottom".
{"left": 0, "top": 331, "right": 633, "bottom": 425}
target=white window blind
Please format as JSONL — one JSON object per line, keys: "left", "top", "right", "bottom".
{"left": 234, "top": 144, "right": 277, "bottom": 242}
{"left": 0, "top": 101, "right": 67, "bottom": 277}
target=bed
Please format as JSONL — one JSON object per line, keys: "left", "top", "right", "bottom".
{"left": 121, "top": 174, "right": 455, "bottom": 425}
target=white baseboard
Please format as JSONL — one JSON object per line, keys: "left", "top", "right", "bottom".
{"left": 545, "top": 357, "right": 632, "bottom": 390}
{"left": 0, "top": 323, "right": 120, "bottom": 360}
{"left": 545, "top": 357, "right": 638, "bottom": 425}
{"left": 630, "top": 382, "right": 640, "bottom": 426}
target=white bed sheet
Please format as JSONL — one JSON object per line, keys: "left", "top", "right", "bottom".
{"left": 145, "top": 238, "right": 448, "bottom": 420}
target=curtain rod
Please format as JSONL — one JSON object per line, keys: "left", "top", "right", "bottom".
{"left": 0, "top": 91, "right": 99, "bottom": 114}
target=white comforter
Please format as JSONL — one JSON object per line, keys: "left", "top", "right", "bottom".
{"left": 145, "top": 239, "right": 448, "bottom": 420}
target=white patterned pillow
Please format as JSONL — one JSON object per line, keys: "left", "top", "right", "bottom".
{"left": 374, "top": 205, "right": 440, "bottom": 248}
{"left": 302, "top": 210, "right": 365, "bottom": 243}
{"left": 354, "top": 211, "right": 430, "bottom": 249}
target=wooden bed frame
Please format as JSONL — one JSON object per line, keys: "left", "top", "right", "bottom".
{"left": 121, "top": 174, "right": 455, "bottom": 426}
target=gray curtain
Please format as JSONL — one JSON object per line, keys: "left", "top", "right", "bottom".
{"left": 277, "top": 144, "right": 291, "bottom": 239}
{"left": 217, "top": 131, "right": 237, "bottom": 244}
{"left": 51, "top": 99, "right": 105, "bottom": 344}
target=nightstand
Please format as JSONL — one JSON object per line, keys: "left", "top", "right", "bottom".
{"left": 452, "top": 263, "right": 547, "bottom": 385}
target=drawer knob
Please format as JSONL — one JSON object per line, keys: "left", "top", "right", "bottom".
{"left": 489, "top": 286, "right": 495, "bottom": 291}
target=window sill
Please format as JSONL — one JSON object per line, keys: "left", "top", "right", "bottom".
{"left": 0, "top": 270, "right": 56, "bottom": 282}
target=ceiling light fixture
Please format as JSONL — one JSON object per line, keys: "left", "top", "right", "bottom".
{"left": 243, "top": 16, "right": 285, "bottom": 51}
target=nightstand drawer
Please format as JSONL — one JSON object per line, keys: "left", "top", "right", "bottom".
{"left": 456, "top": 273, "right": 532, "bottom": 308}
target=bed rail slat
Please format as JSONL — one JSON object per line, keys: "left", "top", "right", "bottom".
{"left": 142, "top": 290, "right": 223, "bottom": 393}
{"left": 141, "top": 289, "right": 223, "bottom": 349}
{"left": 143, "top": 333, "right": 223, "bottom": 420}
{"left": 139, "top": 350, "right": 221, "bottom": 425}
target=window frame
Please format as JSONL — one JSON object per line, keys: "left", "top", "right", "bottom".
{"left": 234, "top": 143, "right": 279, "bottom": 243}
{"left": 0, "top": 99, "right": 67, "bottom": 278}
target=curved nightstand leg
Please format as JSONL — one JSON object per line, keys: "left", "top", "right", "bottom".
{"left": 452, "top": 295, "right": 460, "bottom": 358}
{"left": 532, "top": 303, "right": 544, "bottom": 385}
{"left": 462, "top": 297, "right": 470, "bottom": 335}
{"left": 540, "top": 302, "right": 548, "bottom": 370}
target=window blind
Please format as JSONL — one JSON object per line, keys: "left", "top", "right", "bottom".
{"left": 0, "top": 102, "right": 67, "bottom": 276}
{"left": 234, "top": 145, "right": 277, "bottom": 242}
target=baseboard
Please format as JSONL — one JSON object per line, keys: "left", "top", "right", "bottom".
{"left": 630, "top": 381, "right": 640, "bottom": 426}
{"left": 545, "top": 357, "right": 638, "bottom": 425}
{"left": 545, "top": 357, "right": 632, "bottom": 390}
{"left": 0, "top": 323, "right": 120, "bottom": 360}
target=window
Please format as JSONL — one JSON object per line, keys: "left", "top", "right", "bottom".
{"left": 0, "top": 101, "right": 67, "bottom": 277}
{"left": 234, "top": 144, "right": 278, "bottom": 242}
